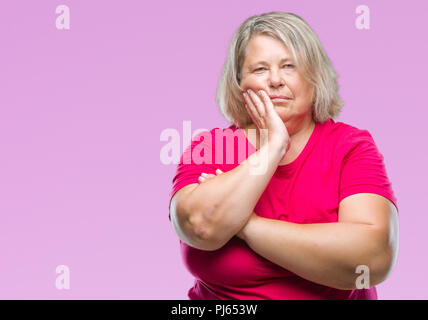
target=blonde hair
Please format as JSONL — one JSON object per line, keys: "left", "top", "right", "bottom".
{"left": 216, "top": 11, "right": 344, "bottom": 128}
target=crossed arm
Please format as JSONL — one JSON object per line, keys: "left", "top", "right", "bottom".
{"left": 233, "top": 194, "right": 399, "bottom": 290}
{"left": 171, "top": 143, "right": 399, "bottom": 290}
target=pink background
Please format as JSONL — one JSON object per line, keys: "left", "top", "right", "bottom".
{"left": 0, "top": 0, "right": 426, "bottom": 299}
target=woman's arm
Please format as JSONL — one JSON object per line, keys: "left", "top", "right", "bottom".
{"left": 179, "top": 89, "right": 289, "bottom": 251}
{"left": 183, "top": 140, "right": 285, "bottom": 251}
{"left": 236, "top": 194, "right": 399, "bottom": 290}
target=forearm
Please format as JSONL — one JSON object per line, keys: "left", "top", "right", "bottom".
{"left": 188, "top": 142, "right": 285, "bottom": 248}
{"left": 241, "top": 216, "right": 390, "bottom": 290}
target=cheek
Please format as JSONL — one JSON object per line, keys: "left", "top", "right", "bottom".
{"left": 240, "top": 76, "right": 265, "bottom": 92}
{"left": 294, "top": 79, "right": 313, "bottom": 99}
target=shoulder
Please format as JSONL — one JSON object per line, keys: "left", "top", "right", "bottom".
{"left": 317, "top": 119, "right": 384, "bottom": 165}
{"left": 321, "top": 119, "right": 376, "bottom": 151}
{"left": 322, "top": 118, "right": 372, "bottom": 139}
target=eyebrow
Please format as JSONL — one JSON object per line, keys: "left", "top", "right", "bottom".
{"left": 249, "top": 58, "right": 293, "bottom": 69}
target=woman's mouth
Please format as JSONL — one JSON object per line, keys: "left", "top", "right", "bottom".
{"left": 270, "top": 96, "right": 291, "bottom": 102}
{"left": 269, "top": 95, "right": 291, "bottom": 101}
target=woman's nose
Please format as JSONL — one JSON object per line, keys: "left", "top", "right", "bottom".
{"left": 268, "top": 70, "right": 285, "bottom": 87}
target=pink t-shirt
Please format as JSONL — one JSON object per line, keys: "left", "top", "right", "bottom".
{"left": 168, "top": 118, "right": 398, "bottom": 300}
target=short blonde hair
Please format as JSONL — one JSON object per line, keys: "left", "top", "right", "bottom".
{"left": 216, "top": 11, "right": 344, "bottom": 128}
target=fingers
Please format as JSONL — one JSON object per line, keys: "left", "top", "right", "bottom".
{"left": 243, "top": 92, "right": 262, "bottom": 128}
{"left": 242, "top": 89, "right": 267, "bottom": 128}
{"left": 258, "top": 90, "right": 275, "bottom": 115}
{"left": 244, "top": 101, "right": 261, "bottom": 129}
{"left": 247, "top": 90, "right": 266, "bottom": 118}
{"left": 198, "top": 169, "right": 223, "bottom": 183}
{"left": 198, "top": 173, "right": 213, "bottom": 183}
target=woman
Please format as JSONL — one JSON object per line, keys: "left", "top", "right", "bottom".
{"left": 168, "top": 11, "right": 399, "bottom": 300}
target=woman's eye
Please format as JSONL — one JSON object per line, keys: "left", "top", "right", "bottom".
{"left": 254, "top": 65, "right": 293, "bottom": 72}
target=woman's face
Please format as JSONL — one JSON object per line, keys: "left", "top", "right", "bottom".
{"left": 239, "top": 34, "right": 314, "bottom": 127}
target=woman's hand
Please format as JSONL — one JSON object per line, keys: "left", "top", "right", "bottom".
{"left": 197, "top": 168, "right": 224, "bottom": 183}
{"left": 242, "top": 89, "right": 291, "bottom": 153}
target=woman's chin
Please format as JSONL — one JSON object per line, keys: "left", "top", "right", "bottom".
{"left": 274, "top": 107, "right": 290, "bottom": 120}
{"left": 274, "top": 103, "right": 288, "bottom": 109}
{"left": 274, "top": 105, "right": 288, "bottom": 113}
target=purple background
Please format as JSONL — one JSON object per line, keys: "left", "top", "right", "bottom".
{"left": 0, "top": 0, "right": 426, "bottom": 299}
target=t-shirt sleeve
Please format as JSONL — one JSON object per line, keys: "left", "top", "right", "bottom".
{"left": 168, "top": 129, "right": 221, "bottom": 221}
{"left": 338, "top": 129, "right": 398, "bottom": 213}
